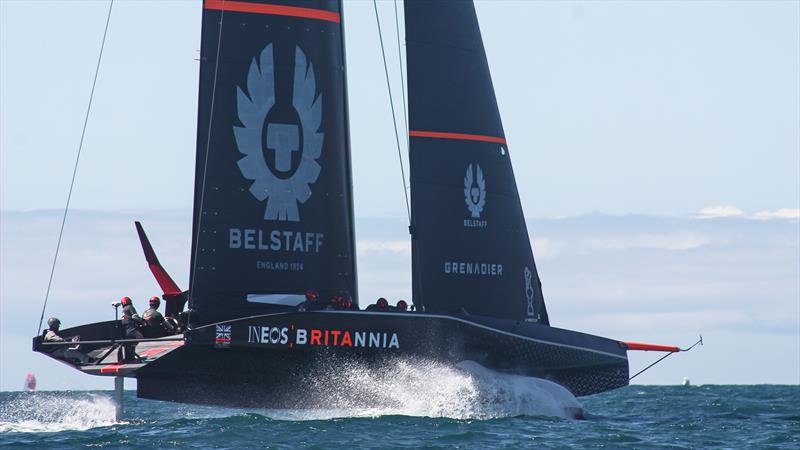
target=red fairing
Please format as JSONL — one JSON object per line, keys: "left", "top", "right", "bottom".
{"left": 136, "top": 221, "right": 182, "bottom": 296}
{"left": 149, "top": 264, "right": 181, "bottom": 296}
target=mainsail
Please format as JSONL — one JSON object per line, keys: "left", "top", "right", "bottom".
{"left": 404, "top": 0, "right": 549, "bottom": 324}
{"left": 190, "top": 0, "right": 357, "bottom": 324}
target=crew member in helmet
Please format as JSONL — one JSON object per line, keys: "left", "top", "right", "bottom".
{"left": 330, "top": 295, "right": 352, "bottom": 310}
{"left": 297, "top": 290, "right": 323, "bottom": 312}
{"left": 366, "top": 297, "right": 390, "bottom": 311}
{"left": 394, "top": 300, "right": 408, "bottom": 312}
{"left": 142, "top": 296, "right": 175, "bottom": 337}
{"left": 342, "top": 297, "right": 354, "bottom": 310}
{"left": 43, "top": 317, "right": 91, "bottom": 364}
{"left": 120, "top": 296, "right": 144, "bottom": 362}
{"left": 341, "top": 295, "right": 354, "bottom": 311}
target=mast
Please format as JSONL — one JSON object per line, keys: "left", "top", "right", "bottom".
{"left": 190, "top": 0, "right": 358, "bottom": 324}
{"left": 337, "top": 0, "right": 358, "bottom": 307}
{"left": 404, "top": 0, "right": 549, "bottom": 324}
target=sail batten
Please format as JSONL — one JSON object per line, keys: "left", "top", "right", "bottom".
{"left": 410, "top": 130, "right": 507, "bottom": 145}
{"left": 405, "top": 0, "right": 549, "bottom": 324}
{"left": 203, "top": 0, "right": 341, "bottom": 23}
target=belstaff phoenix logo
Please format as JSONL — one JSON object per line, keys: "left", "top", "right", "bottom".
{"left": 234, "top": 44, "right": 324, "bottom": 222}
{"left": 464, "top": 164, "right": 487, "bottom": 228}
{"left": 464, "top": 164, "right": 486, "bottom": 218}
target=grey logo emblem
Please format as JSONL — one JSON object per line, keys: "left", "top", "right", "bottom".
{"left": 464, "top": 164, "right": 486, "bottom": 218}
{"left": 234, "top": 44, "right": 324, "bottom": 221}
{"left": 524, "top": 267, "right": 539, "bottom": 322}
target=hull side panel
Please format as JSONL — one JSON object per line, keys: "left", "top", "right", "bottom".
{"left": 136, "top": 312, "right": 627, "bottom": 404}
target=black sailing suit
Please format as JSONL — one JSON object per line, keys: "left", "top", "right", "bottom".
{"left": 120, "top": 303, "right": 144, "bottom": 361}
{"left": 142, "top": 307, "right": 174, "bottom": 338}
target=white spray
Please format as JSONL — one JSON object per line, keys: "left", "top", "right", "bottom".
{"left": 0, "top": 392, "right": 119, "bottom": 433}
{"left": 263, "top": 359, "right": 583, "bottom": 420}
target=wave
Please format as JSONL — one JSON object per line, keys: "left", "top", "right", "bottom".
{"left": 0, "top": 392, "right": 119, "bottom": 433}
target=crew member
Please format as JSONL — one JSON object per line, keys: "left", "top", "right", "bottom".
{"left": 332, "top": 295, "right": 354, "bottom": 310}
{"left": 120, "top": 296, "right": 144, "bottom": 362}
{"left": 341, "top": 296, "right": 354, "bottom": 310}
{"left": 297, "top": 290, "right": 323, "bottom": 312}
{"left": 142, "top": 296, "right": 175, "bottom": 338}
{"left": 394, "top": 300, "right": 408, "bottom": 312}
{"left": 366, "top": 297, "right": 390, "bottom": 311}
{"left": 43, "top": 317, "right": 91, "bottom": 364}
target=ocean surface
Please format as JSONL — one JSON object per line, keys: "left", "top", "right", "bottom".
{"left": 1, "top": 365, "right": 797, "bottom": 449}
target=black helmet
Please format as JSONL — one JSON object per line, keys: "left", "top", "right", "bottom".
{"left": 47, "top": 317, "right": 61, "bottom": 330}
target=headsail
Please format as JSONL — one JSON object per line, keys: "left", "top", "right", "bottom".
{"left": 405, "top": 0, "right": 549, "bottom": 324}
{"left": 191, "top": 0, "right": 357, "bottom": 324}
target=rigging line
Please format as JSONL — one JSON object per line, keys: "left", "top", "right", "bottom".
{"left": 188, "top": 0, "right": 227, "bottom": 327}
{"left": 392, "top": 0, "right": 408, "bottom": 151}
{"left": 628, "top": 352, "right": 674, "bottom": 382}
{"left": 391, "top": 0, "right": 424, "bottom": 309}
{"left": 629, "top": 336, "right": 703, "bottom": 381}
{"left": 36, "top": 0, "right": 115, "bottom": 335}
{"left": 373, "top": 0, "right": 411, "bottom": 224}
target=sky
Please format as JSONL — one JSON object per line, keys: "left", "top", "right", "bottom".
{"left": 0, "top": 0, "right": 798, "bottom": 390}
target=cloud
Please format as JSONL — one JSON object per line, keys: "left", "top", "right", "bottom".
{"left": 752, "top": 208, "right": 800, "bottom": 221}
{"left": 565, "top": 310, "right": 751, "bottom": 334}
{"left": 532, "top": 237, "right": 563, "bottom": 259}
{"left": 696, "top": 205, "right": 744, "bottom": 219}
{"left": 357, "top": 239, "right": 411, "bottom": 255}
{"left": 588, "top": 232, "right": 711, "bottom": 251}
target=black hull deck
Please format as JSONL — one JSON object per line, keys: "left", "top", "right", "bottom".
{"left": 35, "top": 311, "right": 629, "bottom": 406}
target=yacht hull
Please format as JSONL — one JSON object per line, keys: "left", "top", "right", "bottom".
{"left": 35, "top": 311, "right": 629, "bottom": 407}
{"left": 138, "top": 311, "right": 628, "bottom": 406}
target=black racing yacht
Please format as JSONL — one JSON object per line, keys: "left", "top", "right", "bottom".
{"left": 33, "top": 0, "right": 686, "bottom": 408}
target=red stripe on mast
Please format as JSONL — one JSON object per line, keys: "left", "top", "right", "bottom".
{"left": 204, "top": 0, "right": 341, "bottom": 24}
{"left": 624, "top": 341, "right": 680, "bottom": 352}
{"left": 409, "top": 130, "right": 507, "bottom": 145}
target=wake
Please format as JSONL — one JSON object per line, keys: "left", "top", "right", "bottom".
{"left": 0, "top": 392, "right": 119, "bottom": 433}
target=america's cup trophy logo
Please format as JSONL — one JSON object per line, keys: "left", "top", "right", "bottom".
{"left": 524, "top": 267, "right": 539, "bottom": 322}
{"left": 234, "top": 44, "right": 324, "bottom": 221}
{"left": 464, "top": 163, "right": 486, "bottom": 218}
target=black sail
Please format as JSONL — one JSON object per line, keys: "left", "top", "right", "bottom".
{"left": 405, "top": 0, "right": 549, "bottom": 324}
{"left": 190, "top": 0, "right": 357, "bottom": 324}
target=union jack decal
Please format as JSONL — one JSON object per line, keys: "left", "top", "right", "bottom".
{"left": 215, "top": 324, "right": 231, "bottom": 348}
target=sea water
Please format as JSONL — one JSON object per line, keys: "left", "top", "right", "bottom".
{"left": 0, "top": 361, "right": 797, "bottom": 449}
